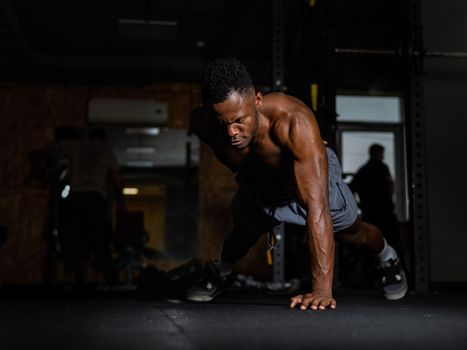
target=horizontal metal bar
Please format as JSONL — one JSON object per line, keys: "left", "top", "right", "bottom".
{"left": 335, "top": 48, "right": 467, "bottom": 59}
{"left": 423, "top": 51, "right": 467, "bottom": 59}
{"left": 335, "top": 48, "right": 398, "bottom": 55}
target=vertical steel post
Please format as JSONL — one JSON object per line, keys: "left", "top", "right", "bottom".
{"left": 405, "top": 0, "right": 430, "bottom": 293}
{"left": 272, "top": 223, "right": 285, "bottom": 282}
{"left": 320, "top": 0, "right": 338, "bottom": 149}
{"left": 272, "top": 0, "right": 284, "bottom": 92}
{"left": 272, "top": 0, "right": 285, "bottom": 282}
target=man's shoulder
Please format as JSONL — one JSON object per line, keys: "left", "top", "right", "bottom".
{"left": 263, "top": 92, "right": 299, "bottom": 111}
{"left": 264, "top": 92, "right": 312, "bottom": 120}
{"left": 264, "top": 93, "right": 316, "bottom": 139}
{"left": 364, "top": 160, "right": 390, "bottom": 177}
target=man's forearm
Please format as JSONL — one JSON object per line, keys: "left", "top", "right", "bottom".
{"left": 307, "top": 218, "right": 335, "bottom": 292}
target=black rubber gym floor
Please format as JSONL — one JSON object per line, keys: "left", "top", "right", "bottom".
{"left": 2, "top": 288, "right": 467, "bottom": 350}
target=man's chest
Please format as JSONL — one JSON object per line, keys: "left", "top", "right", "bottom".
{"left": 223, "top": 137, "right": 286, "bottom": 170}
{"left": 253, "top": 141, "right": 284, "bottom": 168}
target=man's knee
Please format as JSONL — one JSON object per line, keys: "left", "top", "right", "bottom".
{"left": 335, "top": 218, "right": 371, "bottom": 245}
{"left": 336, "top": 219, "right": 384, "bottom": 253}
{"left": 336, "top": 230, "right": 367, "bottom": 246}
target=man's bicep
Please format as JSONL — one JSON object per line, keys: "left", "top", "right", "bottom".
{"left": 293, "top": 156, "right": 329, "bottom": 213}
{"left": 279, "top": 112, "right": 329, "bottom": 208}
{"left": 285, "top": 111, "right": 327, "bottom": 174}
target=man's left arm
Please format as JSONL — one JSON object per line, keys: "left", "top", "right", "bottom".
{"left": 275, "top": 109, "right": 336, "bottom": 310}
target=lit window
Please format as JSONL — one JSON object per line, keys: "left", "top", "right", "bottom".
{"left": 336, "top": 95, "right": 402, "bottom": 123}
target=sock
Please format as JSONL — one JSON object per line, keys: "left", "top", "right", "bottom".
{"left": 214, "top": 259, "right": 233, "bottom": 277}
{"left": 375, "top": 238, "right": 398, "bottom": 267}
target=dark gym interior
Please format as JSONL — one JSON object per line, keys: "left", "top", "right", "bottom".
{"left": 1, "top": 0, "right": 467, "bottom": 349}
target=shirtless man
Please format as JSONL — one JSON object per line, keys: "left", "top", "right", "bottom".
{"left": 186, "top": 57, "right": 407, "bottom": 310}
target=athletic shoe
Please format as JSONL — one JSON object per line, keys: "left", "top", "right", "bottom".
{"left": 378, "top": 258, "right": 408, "bottom": 300}
{"left": 185, "top": 261, "right": 235, "bottom": 302}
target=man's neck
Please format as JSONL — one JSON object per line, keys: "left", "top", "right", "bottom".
{"left": 251, "top": 113, "right": 269, "bottom": 146}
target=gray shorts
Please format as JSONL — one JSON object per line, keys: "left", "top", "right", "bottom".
{"left": 231, "top": 148, "right": 358, "bottom": 234}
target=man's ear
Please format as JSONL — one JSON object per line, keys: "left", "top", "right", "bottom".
{"left": 255, "top": 91, "right": 263, "bottom": 108}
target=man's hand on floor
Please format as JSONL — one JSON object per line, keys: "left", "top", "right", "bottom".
{"left": 290, "top": 290, "right": 336, "bottom": 310}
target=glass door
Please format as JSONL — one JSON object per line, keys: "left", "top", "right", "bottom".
{"left": 335, "top": 94, "right": 408, "bottom": 222}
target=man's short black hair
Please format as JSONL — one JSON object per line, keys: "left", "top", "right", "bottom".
{"left": 369, "top": 143, "right": 384, "bottom": 158}
{"left": 201, "top": 57, "right": 254, "bottom": 105}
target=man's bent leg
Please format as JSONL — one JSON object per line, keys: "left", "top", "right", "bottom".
{"left": 335, "top": 217, "right": 408, "bottom": 300}
{"left": 335, "top": 217, "right": 384, "bottom": 253}
{"left": 219, "top": 188, "right": 272, "bottom": 268}
{"left": 186, "top": 188, "right": 271, "bottom": 302}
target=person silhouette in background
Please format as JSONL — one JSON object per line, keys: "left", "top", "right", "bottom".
{"left": 62, "top": 128, "right": 125, "bottom": 285}
{"left": 350, "top": 144, "right": 400, "bottom": 253}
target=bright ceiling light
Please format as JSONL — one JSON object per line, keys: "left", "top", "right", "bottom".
{"left": 125, "top": 127, "right": 160, "bottom": 136}
{"left": 123, "top": 187, "right": 139, "bottom": 195}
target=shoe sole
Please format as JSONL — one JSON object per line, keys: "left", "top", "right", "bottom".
{"left": 186, "top": 275, "right": 235, "bottom": 302}
{"left": 384, "top": 272, "right": 408, "bottom": 300}
{"left": 186, "top": 288, "right": 224, "bottom": 302}
{"left": 186, "top": 295, "right": 215, "bottom": 302}
{"left": 385, "top": 285, "right": 408, "bottom": 300}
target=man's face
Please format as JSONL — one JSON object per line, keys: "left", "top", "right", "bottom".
{"left": 211, "top": 90, "right": 262, "bottom": 149}
{"left": 375, "top": 149, "right": 384, "bottom": 161}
